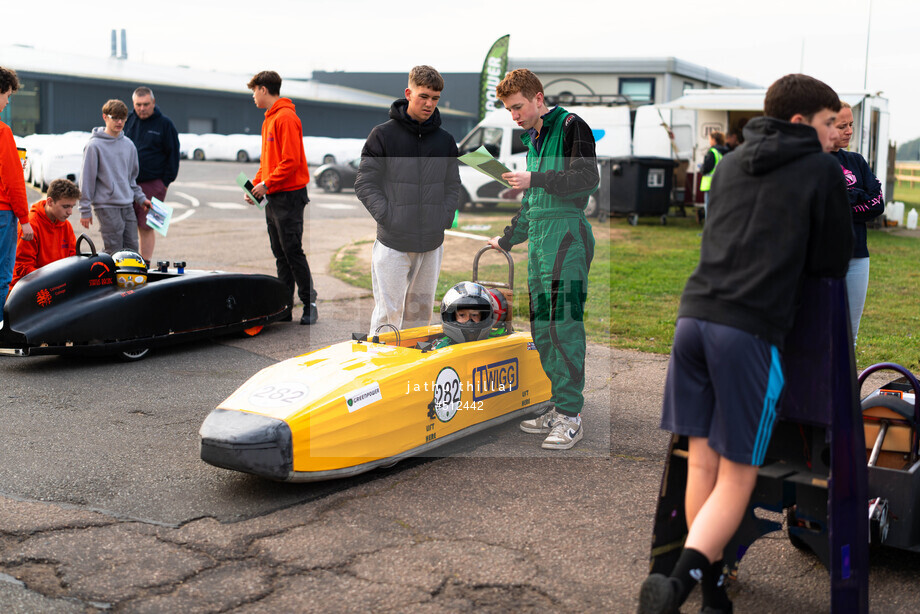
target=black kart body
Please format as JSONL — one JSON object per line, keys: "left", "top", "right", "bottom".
{"left": 0, "top": 241, "right": 290, "bottom": 358}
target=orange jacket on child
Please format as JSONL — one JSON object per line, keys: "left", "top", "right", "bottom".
{"left": 11, "top": 200, "right": 76, "bottom": 288}
{"left": 253, "top": 98, "right": 310, "bottom": 193}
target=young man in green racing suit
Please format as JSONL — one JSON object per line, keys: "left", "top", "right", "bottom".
{"left": 488, "top": 69, "right": 598, "bottom": 451}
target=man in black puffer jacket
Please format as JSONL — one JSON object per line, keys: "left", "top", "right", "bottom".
{"left": 355, "top": 65, "right": 460, "bottom": 335}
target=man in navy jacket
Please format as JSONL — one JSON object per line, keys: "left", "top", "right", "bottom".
{"left": 125, "top": 86, "right": 180, "bottom": 264}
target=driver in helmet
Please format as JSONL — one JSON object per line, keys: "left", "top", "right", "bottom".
{"left": 433, "top": 281, "right": 508, "bottom": 349}
{"left": 112, "top": 250, "right": 148, "bottom": 289}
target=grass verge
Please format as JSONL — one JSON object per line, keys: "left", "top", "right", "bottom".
{"left": 330, "top": 211, "right": 920, "bottom": 371}
{"left": 892, "top": 182, "right": 920, "bottom": 207}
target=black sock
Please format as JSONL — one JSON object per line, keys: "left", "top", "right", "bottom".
{"left": 669, "top": 547, "right": 710, "bottom": 604}
{"left": 701, "top": 559, "right": 732, "bottom": 611}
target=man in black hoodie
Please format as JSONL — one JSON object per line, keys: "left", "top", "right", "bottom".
{"left": 638, "top": 74, "right": 853, "bottom": 614}
{"left": 355, "top": 66, "right": 460, "bottom": 335}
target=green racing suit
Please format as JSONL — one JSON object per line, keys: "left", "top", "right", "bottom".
{"left": 497, "top": 106, "right": 598, "bottom": 416}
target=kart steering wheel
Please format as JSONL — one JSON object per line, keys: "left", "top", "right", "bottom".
{"left": 76, "top": 233, "right": 98, "bottom": 257}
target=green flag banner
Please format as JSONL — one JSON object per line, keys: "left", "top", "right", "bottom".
{"left": 479, "top": 35, "right": 510, "bottom": 121}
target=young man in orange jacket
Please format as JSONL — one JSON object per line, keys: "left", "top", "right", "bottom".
{"left": 11, "top": 178, "right": 79, "bottom": 288}
{"left": 1, "top": 66, "right": 33, "bottom": 319}
{"left": 245, "top": 70, "right": 316, "bottom": 325}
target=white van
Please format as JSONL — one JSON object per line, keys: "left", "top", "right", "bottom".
{"left": 633, "top": 89, "right": 890, "bottom": 204}
{"left": 456, "top": 104, "right": 632, "bottom": 212}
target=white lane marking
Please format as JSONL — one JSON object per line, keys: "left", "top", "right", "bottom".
{"left": 165, "top": 201, "right": 189, "bottom": 209}
{"left": 172, "top": 209, "right": 197, "bottom": 224}
{"left": 208, "top": 201, "right": 248, "bottom": 210}
{"left": 445, "top": 230, "right": 491, "bottom": 241}
{"left": 172, "top": 191, "right": 200, "bottom": 207}
{"left": 171, "top": 182, "right": 240, "bottom": 192}
{"left": 314, "top": 203, "right": 358, "bottom": 210}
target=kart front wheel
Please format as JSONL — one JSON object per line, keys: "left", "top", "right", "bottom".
{"left": 119, "top": 348, "right": 150, "bottom": 361}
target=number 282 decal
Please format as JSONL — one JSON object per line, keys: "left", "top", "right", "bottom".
{"left": 433, "top": 367, "right": 461, "bottom": 422}
{"left": 248, "top": 382, "right": 310, "bottom": 409}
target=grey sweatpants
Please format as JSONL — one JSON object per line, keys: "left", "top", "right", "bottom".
{"left": 95, "top": 205, "right": 139, "bottom": 255}
{"left": 369, "top": 240, "right": 443, "bottom": 335}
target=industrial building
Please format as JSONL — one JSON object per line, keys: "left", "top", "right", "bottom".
{"left": 2, "top": 43, "right": 756, "bottom": 141}
{"left": 0, "top": 44, "right": 475, "bottom": 139}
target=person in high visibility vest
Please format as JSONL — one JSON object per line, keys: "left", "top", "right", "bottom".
{"left": 699, "top": 132, "right": 730, "bottom": 217}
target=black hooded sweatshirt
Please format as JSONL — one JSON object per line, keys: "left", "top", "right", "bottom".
{"left": 678, "top": 117, "right": 853, "bottom": 350}
{"left": 355, "top": 99, "right": 461, "bottom": 253}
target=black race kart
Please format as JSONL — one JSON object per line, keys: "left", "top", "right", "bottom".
{"left": 0, "top": 235, "right": 290, "bottom": 360}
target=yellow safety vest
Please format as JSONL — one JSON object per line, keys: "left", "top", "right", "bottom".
{"left": 700, "top": 147, "right": 723, "bottom": 192}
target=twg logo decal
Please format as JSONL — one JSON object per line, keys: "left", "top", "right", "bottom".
{"left": 472, "top": 358, "right": 518, "bottom": 401}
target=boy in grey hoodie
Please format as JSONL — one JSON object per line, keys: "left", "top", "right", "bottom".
{"left": 79, "top": 99, "right": 150, "bottom": 255}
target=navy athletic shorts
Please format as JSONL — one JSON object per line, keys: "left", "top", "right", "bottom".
{"left": 660, "top": 317, "right": 785, "bottom": 466}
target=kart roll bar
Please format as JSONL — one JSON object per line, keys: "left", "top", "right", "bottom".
{"left": 472, "top": 246, "right": 514, "bottom": 290}
{"left": 76, "top": 233, "right": 98, "bottom": 257}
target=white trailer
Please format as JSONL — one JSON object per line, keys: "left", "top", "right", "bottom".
{"left": 633, "top": 89, "right": 891, "bottom": 205}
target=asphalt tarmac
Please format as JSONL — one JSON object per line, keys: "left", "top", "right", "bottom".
{"left": 1, "top": 162, "right": 918, "bottom": 612}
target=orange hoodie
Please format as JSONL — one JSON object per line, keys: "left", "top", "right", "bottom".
{"left": 253, "top": 98, "right": 310, "bottom": 193}
{"left": 0, "top": 121, "right": 29, "bottom": 224}
{"left": 11, "top": 199, "right": 76, "bottom": 288}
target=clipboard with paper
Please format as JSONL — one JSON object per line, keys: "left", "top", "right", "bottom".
{"left": 145, "top": 197, "right": 173, "bottom": 237}
{"left": 458, "top": 146, "right": 513, "bottom": 188}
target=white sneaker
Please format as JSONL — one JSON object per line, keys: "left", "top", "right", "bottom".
{"left": 519, "top": 409, "right": 561, "bottom": 434}
{"left": 542, "top": 415, "right": 583, "bottom": 450}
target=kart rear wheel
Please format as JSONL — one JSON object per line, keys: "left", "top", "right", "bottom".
{"left": 119, "top": 348, "right": 150, "bottom": 361}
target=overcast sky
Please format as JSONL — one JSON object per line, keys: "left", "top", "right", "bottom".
{"left": 6, "top": 0, "right": 919, "bottom": 142}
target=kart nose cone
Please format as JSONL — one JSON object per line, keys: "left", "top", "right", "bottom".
{"left": 199, "top": 409, "right": 293, "bottom": 480}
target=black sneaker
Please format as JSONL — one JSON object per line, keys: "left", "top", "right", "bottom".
{"left": 638, "top": 574, "right": 681, "bottom": 614}
{"left": 300, "top": 303, "right": 318, "bottom": 325}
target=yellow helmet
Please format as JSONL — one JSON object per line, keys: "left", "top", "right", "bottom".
{"left": 113, "top": 250, "right": 148, "bottom": 289}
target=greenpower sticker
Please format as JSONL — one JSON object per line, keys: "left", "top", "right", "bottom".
{"left": 345, "top": 382, "right": 382, "bottom": 413}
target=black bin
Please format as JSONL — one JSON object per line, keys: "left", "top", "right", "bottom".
{"left": 607, "top": 156, "right": 678, "bottom": 225}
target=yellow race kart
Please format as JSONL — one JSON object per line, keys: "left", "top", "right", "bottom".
{"left": 199, "top": 247, "right": 553, "bottom": 481}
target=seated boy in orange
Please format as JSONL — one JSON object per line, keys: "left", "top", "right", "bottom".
{"left": 11, "top": 178, "right": 79, "bottom": 288}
